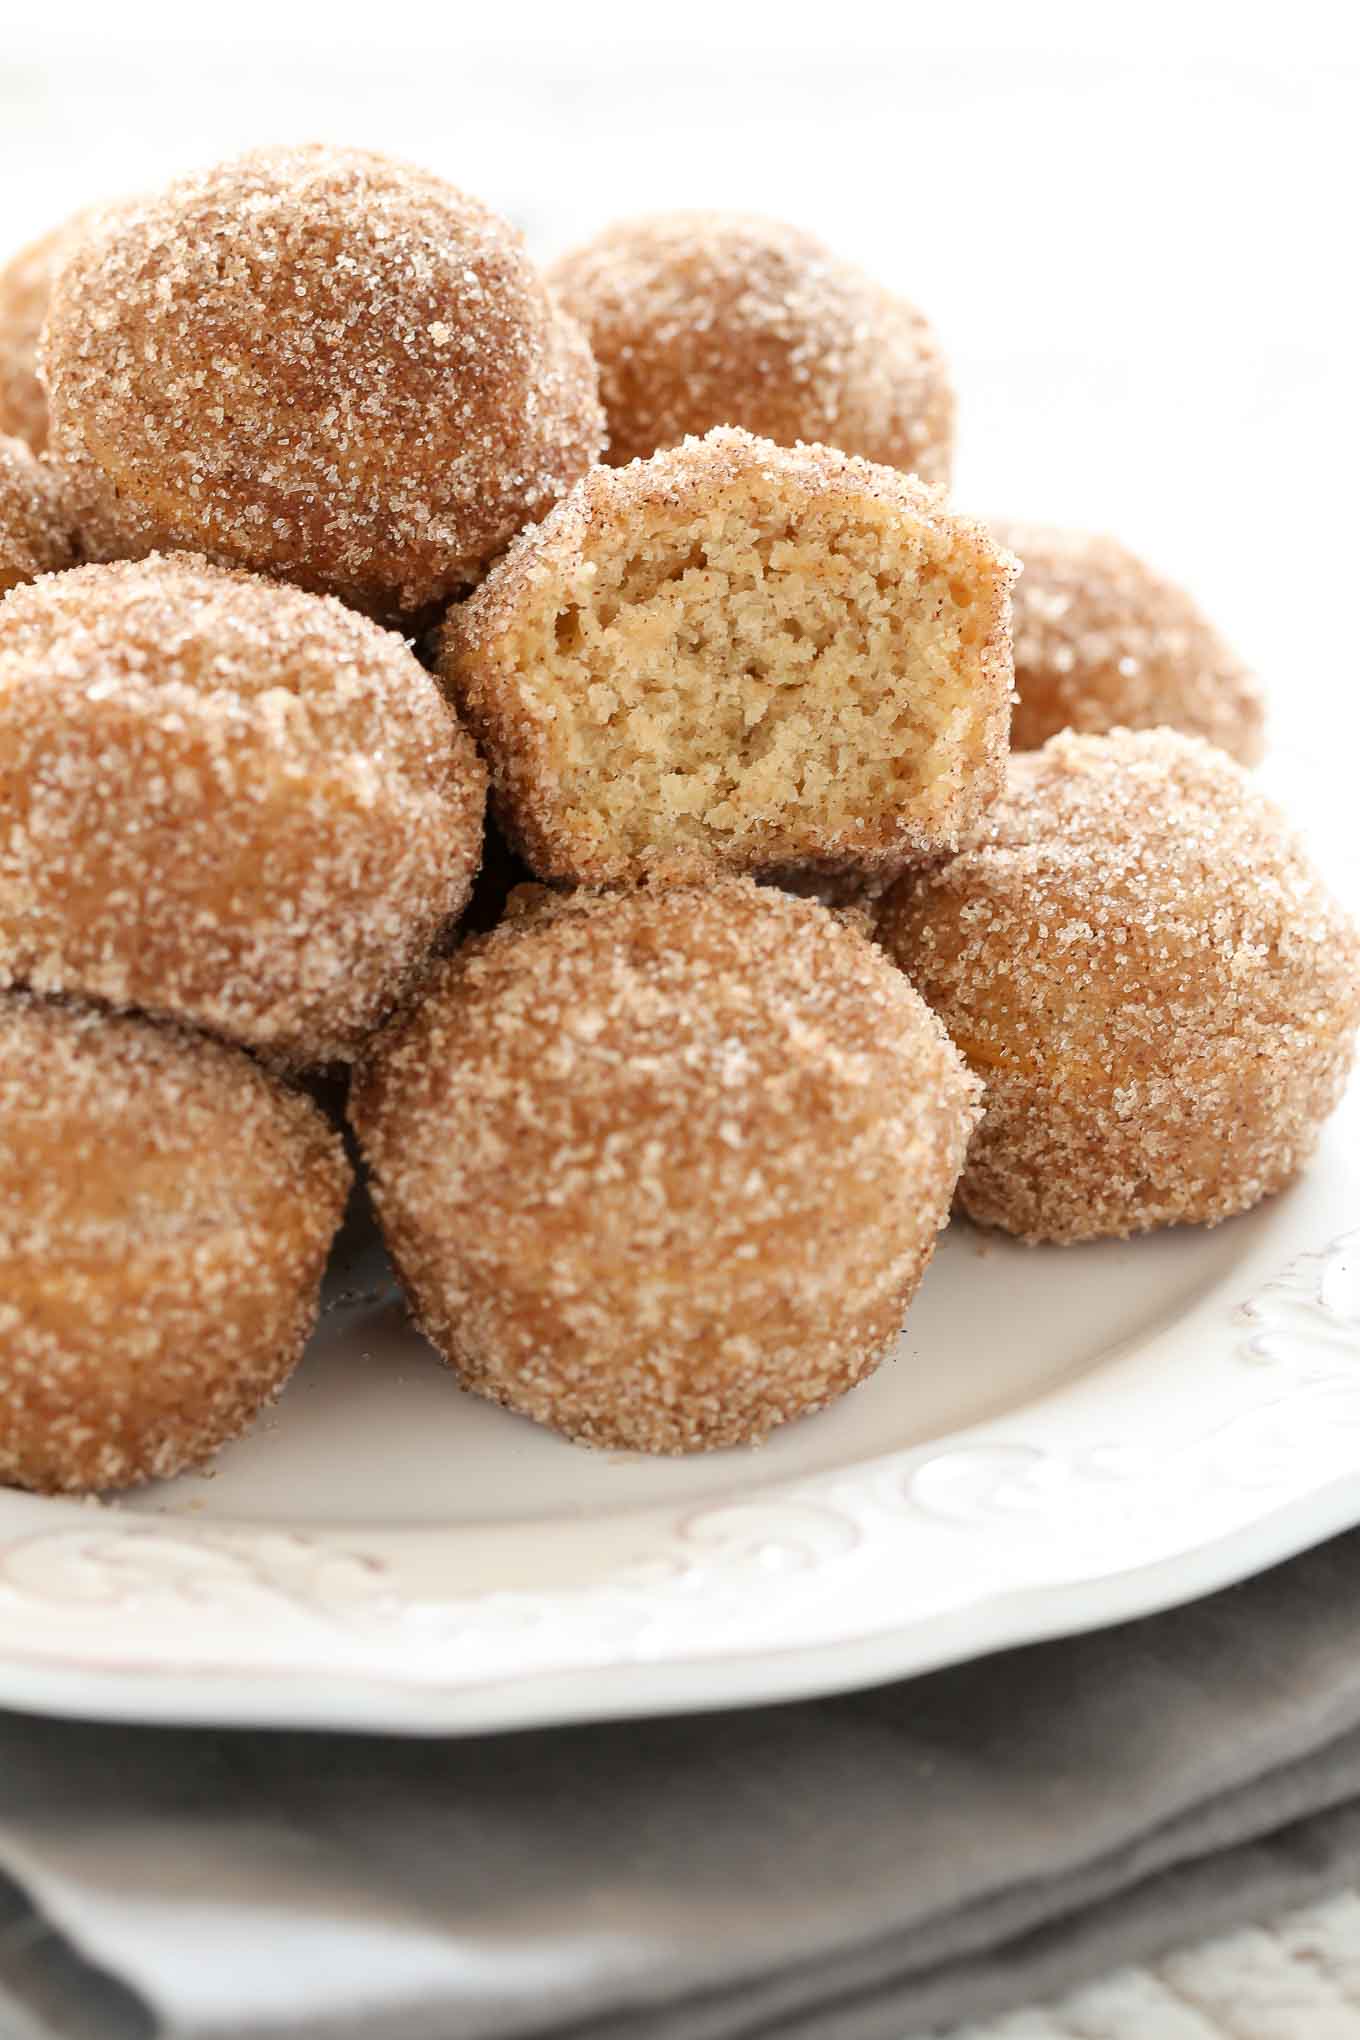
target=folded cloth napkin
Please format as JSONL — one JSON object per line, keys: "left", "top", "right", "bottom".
{"left": 7, "top": 1531, "right": 1360, "bottom": 2040}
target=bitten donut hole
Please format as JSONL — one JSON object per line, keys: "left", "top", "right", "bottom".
{"left": 505, "top": 488, "right": 989, "bottom": 872}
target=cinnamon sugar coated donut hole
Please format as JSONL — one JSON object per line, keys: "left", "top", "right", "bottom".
{"left": 0, "top": 991, "right": 350, "bottom": 1492}
{"left": 41, "top": 146, "right": 605, "bottom": 616}
{"left": 0, "top": 433, "right": 73, "bottom": 595}
{"left": 0, "top": 208, "right": 108, "bottom": 454}
{"left": 877, "top": 730, "right": 1360, "bottom": 1243}
{"left": 549, "top": 213, "right": 953, "bottom": 482}
{"left": 995, "top": 521, "right": 1265, "bottom": 763}
{"left": 0, "top": 554, "right": 486, "bottom": 1065}
{"left": 350, "top": 881, "right": 981, "bottom": 1454}
{"left": 439, "top": 428, "right": 1015, "bottom": 886}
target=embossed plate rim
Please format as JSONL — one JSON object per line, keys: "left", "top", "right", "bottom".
{"left": 0, "top": 1174, "right": 1356, "bottom": 1735}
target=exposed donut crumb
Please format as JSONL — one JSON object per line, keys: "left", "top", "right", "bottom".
{"left": 0, "top": 553, "right": 486, "bottom": 1065}
{"left": 440, "top": 427, "right": 1015, "bottom": 886}
{"left": 41, "top": 145, "right": 605, "bottom": 617}
{"left": 351, "top": 879, "right": 981, "bottom": 1453}
{"left": 878, "top": 728, "right": 1360, "bottom": 1242}
{"left": 994, "top": 519, "right": 1265, "bottom": 762}
{"left": 0, "top": 990, "right": 351, "bottom": 1493}
{"left": 549, "top": 210, "right": 953, "bottom": 482}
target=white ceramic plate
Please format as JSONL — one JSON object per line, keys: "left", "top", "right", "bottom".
{"left": 0, "top": 1080, "right": 1356, "bottom": 1736}
{"left": 2, "top": 746, "right": 1356, "bottom": 1739}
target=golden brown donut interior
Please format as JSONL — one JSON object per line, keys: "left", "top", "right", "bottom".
{"left": 442, "top": 430, "right": 1014, "bottom": 885}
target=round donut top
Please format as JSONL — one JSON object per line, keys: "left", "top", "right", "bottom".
{"left": 0, "top": 432, "right": 73, "bottom": 592}
{"left": 41, "top": 146, "right": 604, "bottom": 612}
{"left": 994, "top": 519, "right": 1265, "bottom": 762}
{"left": 0, "top": 551, "right": 470, "bottom": 787}
{"left": 357, "top": 877, "right": 980, "bottom": 1227}
{"left": 879, "top": 727, "right": 1360, "bottom": 1066}
{"left": 0, "top": 989, "right": 349, "bottom": 1258}
{"left": 550, "top": 209, "right": 952, "bottom": 479}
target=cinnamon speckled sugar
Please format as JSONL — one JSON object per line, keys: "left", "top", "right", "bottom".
{"left": 0, "top": 990, "right": 350, "bottom": 1492}
{"left": 994, "top": 520, "right": 1265, "bottom": 762}
{"left": 40, "top": 145, "right": 605, "bottom": 617}
{"left": 878, "top": 728, "right": 1360, "bottom": 1242}
{"left": 0, "top": 554, "right": 486, "bottom": 1065}
{"left": 440, "top": 427, "right": 1015, "bottom": 886}
{"left": 0, "top": 432, "right": 72, "bottom": 594}
{"left": 549, "top": 210, "right": 954, "bottom": 481}
{"left": 0, "top": 206, "right": 111, "bottom": 453}
{"left": 2, "top": 134, "right": 1353, "bottom": 1494}
{"left": 351, "top": 880, "right": 981, "bottom": 1454}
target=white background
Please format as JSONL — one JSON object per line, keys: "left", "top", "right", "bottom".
{"left": 2, "top": 2, "right": 1358, "bottom": 767}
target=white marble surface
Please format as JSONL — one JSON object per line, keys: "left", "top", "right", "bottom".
{"left": 2, "top": 11, "right": 1359, "bottom": 2036}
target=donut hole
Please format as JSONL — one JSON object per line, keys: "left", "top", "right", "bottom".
{"left": 991, "top": 519, "right": 1264, "bottom": 764}
{"left": 0, "top": 556, "right": 486, "bottom": 1065}
{"left": 497, "top": 478, "right": 1005, "bottom": 876}
{"left": 41, "top": 147, "right": 605, "bottom": 616}
{"left": 878, "top": 730, "right": 1360, "bottom": 1241}
{"left": 548, "top": 212, "right": 955, "bottom": 484}
{"left": 350, "top": 882, "right": 981, "bottom": 1453}
{"left": 0, "top": 992, "right": 350, "bottom": 1492}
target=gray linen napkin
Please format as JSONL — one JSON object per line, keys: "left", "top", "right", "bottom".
{"left": 7, "top": 1531, "right": 1360, "bottom": 2040}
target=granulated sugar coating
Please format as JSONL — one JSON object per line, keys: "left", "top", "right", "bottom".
{"left": 0, "top": 991, "right": 350, "bottom": 1492}
{"left": 351, "top": 881, "right": 981, "bottom": 1453}
{"left": 0, "top": 433, "right": 73, "bottom": 595}
{"left": 0, "top": 207, "right": 110, "bottom": 454}
{"left": 41, "top": 146, "right": 605, "bottom": 617}
{"left": 0, "top": 554, "right": 486, "bottom": 1065}
{"left": 878, "top": 729, "right": 1360, "bottom": 1243}
{"left": 995, "top": 520, "right": 1265, "bottom": 763}
{"left": 440, "top": 428, "right": 1015, "bottom": 886}
{"left": 550, "top": 213, "right": 953, "bottom": 483}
